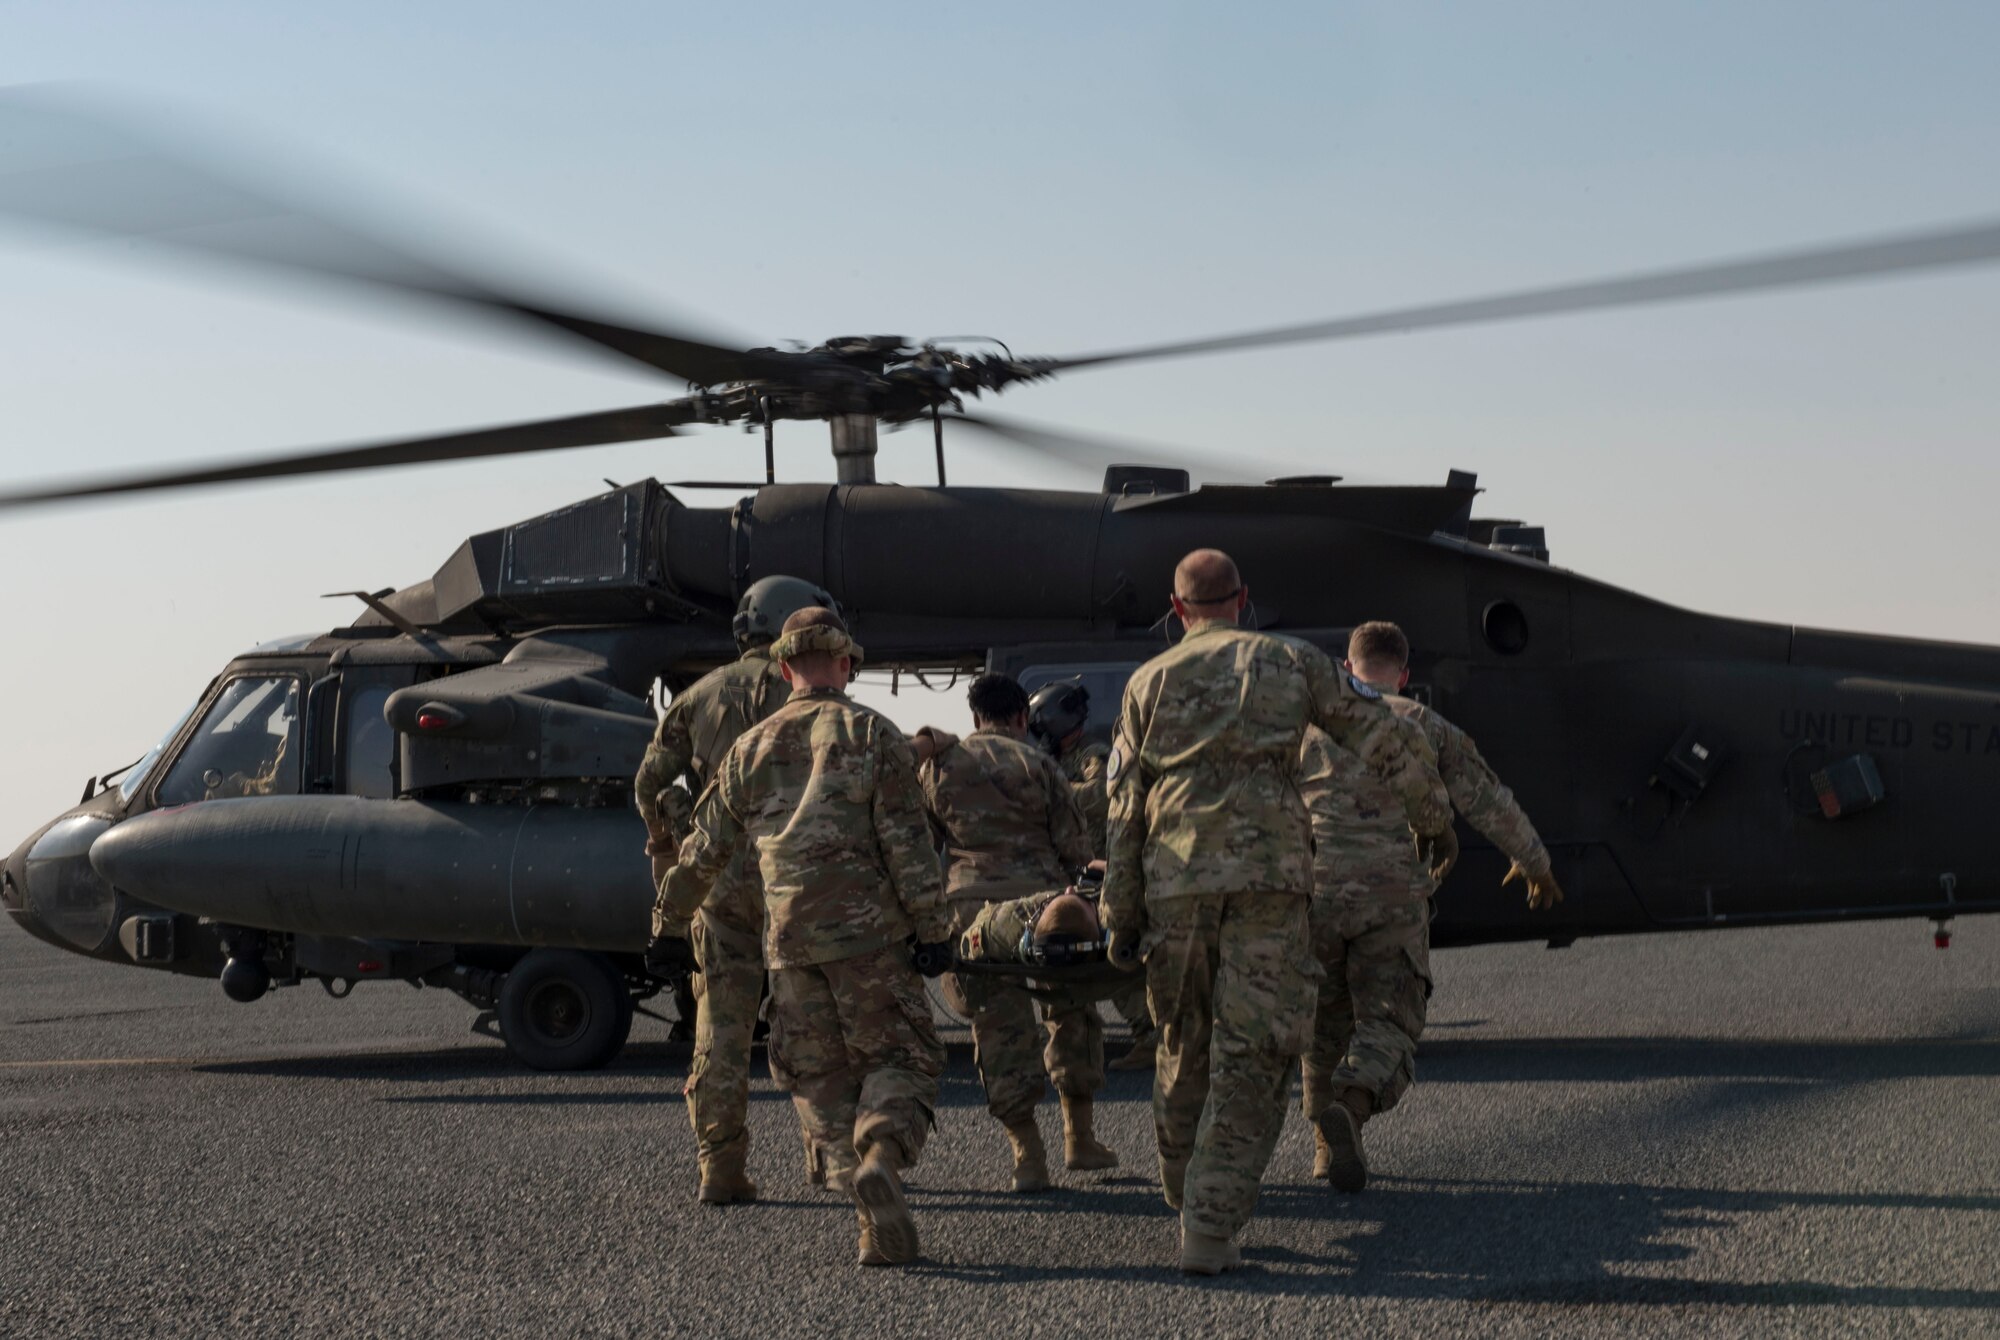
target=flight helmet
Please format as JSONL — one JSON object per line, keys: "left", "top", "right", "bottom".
{"left": 734, "top": 575, "right": 839, "bottom": 650}
{"left": 1027, "top": 677, "right": 1091, "bottom": 753}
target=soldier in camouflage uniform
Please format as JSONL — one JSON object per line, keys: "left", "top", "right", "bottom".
{"left": 636, "top": 576, "right": 832, "bottom": 1206}
{"left": 958, "top": 885, "right": 1102, "bottom": 967}
{"left": 1300, "top": 621, "right": 1563, "bottom": 1194}
{"left": 1101, "top": 549, "right": 1457, "bottom": 1276}
{"left": 1028, "top": 679, "right": 1157, "bottom": 1070}
{"left": 915, "top": 674, "right": 1117, "bottom": 1192}
{"left": 659, "top": 608, "right": 953, "bottom": 1268}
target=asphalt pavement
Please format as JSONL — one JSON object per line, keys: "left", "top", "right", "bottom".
{"left": 2, "top": 917, "right": 1995, "bottom": 1339}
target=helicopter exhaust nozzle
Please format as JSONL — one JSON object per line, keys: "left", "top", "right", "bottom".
{"left": 90, "top": 796, "right": 652, "bottom": 949}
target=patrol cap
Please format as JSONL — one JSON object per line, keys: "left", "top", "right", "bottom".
{"left": 733, "top": 575, "right": 840, "bottom": 650}
{"left": 769, "top": 606, "right": 865, "bottom": 666}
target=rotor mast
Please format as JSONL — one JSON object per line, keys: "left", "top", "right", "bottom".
{"left": 828, "top": 413, "right": 879, "bottom": 485}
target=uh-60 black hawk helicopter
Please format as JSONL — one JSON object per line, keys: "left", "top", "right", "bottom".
{"left": 4, "top": 89, "right": 1998, "bottom": 1070}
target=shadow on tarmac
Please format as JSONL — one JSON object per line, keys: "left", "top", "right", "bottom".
{"left": 185, "top": 1032, "right": 1998, "bottom": 1312}
{"left": 912, "top": 1174, "right": 2000, "bottom": 1310}
{"left": 199, "top": 1039, "right": 1001, "bottom": 1102}
{"left": 1418, "top": 1034, "right": 2000, "bottom": 1084}
{"left": 193, "top": 1033, "right": 1999, "bottom": 1089}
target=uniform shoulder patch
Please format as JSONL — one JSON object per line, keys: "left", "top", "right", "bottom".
{"left": 1347, "top": 673, "right": 1383, "bottom": 701}
{"left": 1106, "top": 746, "right": 1124, "bottom": 782}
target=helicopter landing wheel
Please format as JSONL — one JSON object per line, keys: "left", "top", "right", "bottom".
{"left": 496, "top": 949, "right": 633, "bottom": 1071}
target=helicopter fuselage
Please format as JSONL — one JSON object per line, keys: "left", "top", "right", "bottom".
{"left": 6, "top": 475, "right": 1994, "bottom": 1064}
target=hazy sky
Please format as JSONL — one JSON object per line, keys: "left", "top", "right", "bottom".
{"left": 3, "top": 2, "right": 1999, "bottom": 844}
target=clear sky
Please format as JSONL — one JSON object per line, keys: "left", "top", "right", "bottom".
{"left": 3, "top": 2, "right": 2000, "bottom": 845}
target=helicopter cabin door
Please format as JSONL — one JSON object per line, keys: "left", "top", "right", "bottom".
{"left": 332, "top": 668, "right": 420, "bottom": 800}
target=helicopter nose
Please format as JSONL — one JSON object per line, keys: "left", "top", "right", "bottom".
{"left": 1, "top": 838, "right": 29, "bottom": 918}
{"left": 5, "top": 813, "right": 120, "bottom": 954}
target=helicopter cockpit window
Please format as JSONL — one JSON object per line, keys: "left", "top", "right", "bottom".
{"left": 116, "top": 696, "right": 201, "bottom": 804}
{"left": 155, "top": 676, "right": 303, "bottom": 806}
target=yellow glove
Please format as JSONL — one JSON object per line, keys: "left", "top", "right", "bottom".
{"left": 1503, "top": 861, "right": 1564, "bottom": 910}
{"left": 1414, "top": 825, "right": 1459, "bottom": 884}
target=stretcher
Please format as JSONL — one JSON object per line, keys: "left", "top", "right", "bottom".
{"left": 946, "top": 953, "right": 1137, "bottom": 1007}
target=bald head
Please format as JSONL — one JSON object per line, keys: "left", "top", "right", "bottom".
{"left": 1175, "top": 549, "right": 1240, "bottom": 603}
{"left": 1033, "top": 890, "right": 1101, "bottom": 942}
{"left": 1171, "top": 548, "right": 1248, "bottom": 625}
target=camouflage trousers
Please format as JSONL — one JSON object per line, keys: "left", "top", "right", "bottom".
{"left": 1300, "top": 895, "right": 1432, "bottom": 1122}
{"left": 686, "top": 909, "right": 766, "bottom": 1166}
{"left": 947, "top": 900, "right": 1104, "bottom": 1126}
{"left": 1147, "top": 892, "right": 1319, "bottom": 1241}
{"left": 767, "top": 941, "right": 946, "bottom": 1179}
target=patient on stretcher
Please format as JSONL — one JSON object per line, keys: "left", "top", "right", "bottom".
{"left": 957, "top": 886, "right": 1105, "bottom": 967}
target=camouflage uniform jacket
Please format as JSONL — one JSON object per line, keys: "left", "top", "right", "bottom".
{"left": 919, "top": 728, "right": 1093, "bottom": 900}
{"left": 1300, "top": 691, "right": 1548, "bottom": 904}
{"left": 658, "top": 687, "right": 952, "bottom": 969}
{"left": 634, "top": 647, "right": 788, "bottom": 840}
{"left": 1060, "top": 740, "right": 1111, "bottom": 860}
{"left": 957, "top": 889, "right": 1065, "bottom": 964}
{"left": 1102, "top": 619, "right": 1450, "bottom": 931}
{"left": 636, "top": 648, "right": 788, "bottom": 935}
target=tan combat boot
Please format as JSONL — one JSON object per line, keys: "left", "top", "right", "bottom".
{"left": 804, "top": 1128, "right": 825, "bottom": 1189}
{"left": 1004, "top": 1118, "right": 1052, "bottom": 1193}
{"left": 697, "top": 1153, "right": 759, "bottom": 1205}
{"left": 1312, "top": 1126, "right": 1333, "bottom": 1180}
{"left": 1314, "top": 1087, "right": 1371, "bottom": 1194}
{"left": 816, "top": 1132, "right": 859, "bottom": 1195}
{"left": 1178, "top": 1227, "right": 1242, "bottom": 1276}
{"left": 1161, "top": 1155, "right": 1188, "bottom": 1210}
{"left": 855, "top": 1207, "right": 888, "bottom": 1268}
{"left": 852, "top": 1143, "right": 920, "bottom": 1266}
{"left": 1060, "top": 1094, "right": 1120, "bottom": 1171}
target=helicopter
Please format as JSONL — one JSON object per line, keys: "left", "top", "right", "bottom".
{"left": 3, "top": 89, "right": 1998, "bottom": 1070}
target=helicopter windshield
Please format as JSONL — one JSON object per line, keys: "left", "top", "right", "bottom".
{"left": 155, "top": 675, "right": 303, "bottom": 806}
{"left": 115, "top": 696, "right": 202, "bottom": 803}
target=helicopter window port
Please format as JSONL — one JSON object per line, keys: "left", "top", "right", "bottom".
{"left": 1808, "top": 753, "right": 1885, "bottom": 820}
{"left": 155, "top": 675, "right": 303, "bottom": 807}
{"left": 1482, "top": 600, "right": 1530, "bottom": 655}
{"left": 342, "top": 683, "right": 399, "bottom": 799}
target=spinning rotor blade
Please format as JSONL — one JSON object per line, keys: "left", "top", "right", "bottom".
{"left": 0, "top": 86, "right": 787, "bottom": 386}
{"left": 944, "top": 411, "right": 1290, "bottom": 485}
{"left": 1049, "top": 219, "right": 2000, "bottom": 371}
{"left": 0, "top": 401, "right": 695, "bottom": 511}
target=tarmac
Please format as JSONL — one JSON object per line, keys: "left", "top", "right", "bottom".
{"left": 2, "top": 917, "right": 1995, "bottom": 1339}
